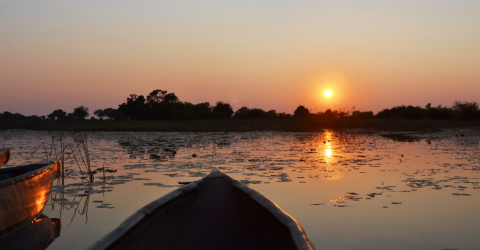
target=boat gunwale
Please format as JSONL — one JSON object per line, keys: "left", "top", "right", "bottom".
{"left": 88, "top": 169, "right": 315, "bottom": 250}
{"left": 0, "top": 148, "right": 10, "bottom": 165}
{"left": 0, "top": 148, "right": 10, "bottom": 155}
{"left": 232, "top": 180, "right": 316, "bottom": 250}
{"left": 0, "top": 159, "right": 61, "bottom": 189}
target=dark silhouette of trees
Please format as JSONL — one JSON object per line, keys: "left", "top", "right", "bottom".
{"left": 267, "top": 110, "right": 277, "bottom": 118}
{"left": 453, "top": 101, "right": 479, "bottom": 120}
{"left": 0, "top": 111, "right": 45, "bottom": 121}
{"left": 233, "top": 107, "right": 249, "bottom": 119}
{"left": 28, "top": 115, "right": 42, "bottom": 121}
{"left": 118, "top": 94, "right": 146, "bottom": 119}
{"left": 374, "top": 102, "right": 479, "bottom": 120}
{"left": 2, "top": 87, "right": 478, "bottom": 125}
{"left": 144, "top": 90, "right": 180, "bottom": 119}
{"left": 212, "top": 102, "right": 234, "bottom": 119}
{"left": 94, "top": 109, "right": 105, "bottom": 119}
{"left": 293, "top": 105, "right": 310, "bottom": 119}
{"left": 146, "top": 89, "right": 179, "bottom": 107}
{"left": 233, "top": 107, "right": 278, "bottom": 119}
{"left": 426, "top": 105, "right": 453, "bottom": 119}
{"left": 73, "top": 106, "right": 89, "bottom": 119}
{"left": 376, "top": 105, "right": 425, "bottom": 119}
{"left": 1, "top": 111, "right": 15, "bottom": 120}
{"left": 103, "top": 108, "right": 117, "bottom": 120}
{"left": 321, "top": 109, "right": 337, "bottom": 119}
{"left": 351, "top": 111, "right": 374, "bottom": 119}
{"left": 277, "top": 112, "right": 292, "bottom": 119}
{"left": 118, "top": 90, "right": 183, "bottom": 119}
{"left": 48, "top": 109, "right": 67, "bottom": 120}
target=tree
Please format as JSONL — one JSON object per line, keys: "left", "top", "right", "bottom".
{"left": 196, "top": 102, "right": 211, "bottom": 110}
{"left": 146, "top": 89, "right": 168, "bottom": 105}
{"left": 103, "top": 108, "right": 117, "bottom": 120}
{"left": 118, "top": 94, "right": 146, "bottom": 119}
{"left": 267, "top": 110, "right": 278, "bottom": 118}
{"left": 1, "top": 111, "right": 14, "bottom": 120}
{"left": 73, "top": 106, "right": 89, "bottom": 119}
{"left": 66, "top": 113, "right": 76, "bottom": 120}
{"left": 47, "top": 109, "right": 67, "bottom": 121}
{"left": 94, "top": 109, "right": 105, "bottom": 119}
{"left": 453, "top": 101, "right": 479, "bottom": 120}
{"left": 293, "top": 105, "right": 310, "bottom": 119}
{"left": 212, "top": 102, "right": 234, "bottom": 119}
{"left": 233, "top": 107, "right": 250, "bottom": 119}
{"left": 322, "top": 109, "right": 337, "bottom": 119}
{"left": 277, "top": 112, "right": 292, "bottom": 119}
{"left": 28, "top": 115, "right": 42, "bottom": 121}
{"left": 351, "top": 111, "right": 374, "bottom": 119}
{"left": 146, "top": 90, "right": 179, "bottom": 107}
{"left": 162, "top": 93, "right": 180, "bottom": 105}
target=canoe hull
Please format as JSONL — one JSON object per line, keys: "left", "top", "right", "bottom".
{"left": 89, "top": 169, "right": 316, "bottom": 250}
{"left": 0, "top": 161, "right": 61, "bottom": 235}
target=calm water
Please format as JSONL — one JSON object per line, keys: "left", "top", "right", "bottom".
{"left": 1, "top": 129, "right": 480, "bottom": 250}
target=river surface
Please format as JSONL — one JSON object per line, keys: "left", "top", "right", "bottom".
{"left": 1, "top": 129, "right": 480, "bottom": 250}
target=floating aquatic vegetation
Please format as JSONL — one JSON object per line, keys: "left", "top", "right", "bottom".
{"left": 52, "top": 198, "right": 68, "bottom": 202}
{"left": 240, "top": 180, "right": 262, "bottom": 185}
{"left": 143, "top": 183, "right": 174, "bottom": 187}
{"left": 58, "top": 201, "right": 79, "bottom": 206}
{"left": 343, "top": 195, "right": 362, "bottom": 201}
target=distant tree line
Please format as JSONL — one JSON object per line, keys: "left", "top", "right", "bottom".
{"left": 1, "top": 89, "right": 479, "bottom": 122}
{"left": 0, "top": 106, "right": 89, "bottom": 122}
{"left": 290, "top": 101, "right": 480, "bottom": 121}
{"left": 375, "top": 101, "right": 480, "bottom": 120}
{"left": 93, "top": 89, "right": 293, "bottom": 120}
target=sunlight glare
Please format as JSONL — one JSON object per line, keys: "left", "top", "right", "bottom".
{"left": 324, "top": 90, "right": 332, "bottom": 98}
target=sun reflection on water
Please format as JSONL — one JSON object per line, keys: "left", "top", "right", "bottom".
{"left": 324, "top": 131, "right": 333, "bottom": 163}
{"left": 325, "top": 148, "right": 331, "bottom": 157}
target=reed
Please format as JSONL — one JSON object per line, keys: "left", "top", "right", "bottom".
{"left": 83, "top": 132, "right": 94, "bottom": 182}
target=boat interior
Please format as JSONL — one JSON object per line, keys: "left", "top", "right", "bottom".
{"left": 0, "top": 163, "right": 51, "bottom": 182}
{"left": 107, "top": 174, "right": 298, "bottom": 250}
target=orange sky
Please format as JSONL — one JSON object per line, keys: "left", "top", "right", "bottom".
{"left": 1, "top": 1, "right": 479, "bottom": 116}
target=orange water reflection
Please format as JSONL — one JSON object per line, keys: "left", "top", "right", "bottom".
{"left": 325, "top": 148, "right": 331, "bottom": 157}
{"left": 324, "top": 131, "right": 333, "bottom": 163}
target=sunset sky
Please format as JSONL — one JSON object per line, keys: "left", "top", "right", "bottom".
{"left": 1, "top": 0, "right": 479, "bottom": 116}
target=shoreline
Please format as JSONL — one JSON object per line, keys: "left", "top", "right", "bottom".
{"left": 1, "top": 119, "right": 480, "bottom": 132}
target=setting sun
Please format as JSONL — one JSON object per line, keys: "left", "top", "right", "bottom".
{"left": 324, "top": 90, "right": 332, "bottom": 98}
